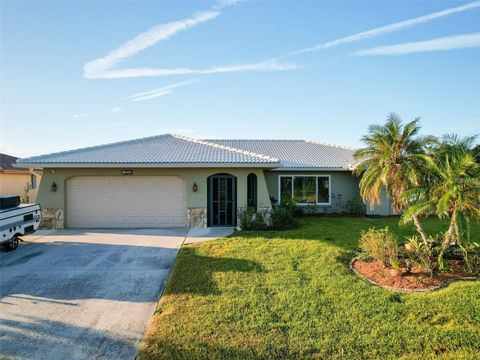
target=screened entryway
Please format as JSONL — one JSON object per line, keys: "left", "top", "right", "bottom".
{"left": 207, "top": 173, "right": 237, "bottom": 227}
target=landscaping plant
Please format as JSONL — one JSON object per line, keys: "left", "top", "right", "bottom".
{"left": 355, "top": 114, "right": 479, "bottom": 274}
{"left": 239, "top": 208, "right": 268, "bottom": 231}
{"left": 359, "top": 227, "right": 399, "bottom": 267}
{"left": 353, "top": 113, "right": 434, "bottom": 247}
{"left": 345, "top": 198, "right": 364, "bottom": 215}
{"left": 270, "top": 207, "right": 296, "bottom": 230}
{"left": 404, "top": 235, "right": 435, "bottom": 277}
{"left": 280, "top": 198, "right": 304, "bottom": 217}
{"left": 400, "top": 135, "right": 480, "bottom": 269}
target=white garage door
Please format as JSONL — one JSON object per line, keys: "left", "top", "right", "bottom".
{"left": 66, "top": 176, "right": 186, "bottom": 228}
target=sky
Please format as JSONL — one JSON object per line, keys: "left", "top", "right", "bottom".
{"left": 1, "top": 0, "right": 479, "bottom": 157}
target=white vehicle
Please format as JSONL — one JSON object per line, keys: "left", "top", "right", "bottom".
{"left": 0, "top": 195, "right": 41, "bottom": 251}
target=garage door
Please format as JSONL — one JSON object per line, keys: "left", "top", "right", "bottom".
{"left": 66, "top": 176, "right": 186, "bottom": 228}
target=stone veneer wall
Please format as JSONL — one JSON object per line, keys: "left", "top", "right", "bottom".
{"left": 187, "top": 208, "right": 207, "bottom": 228}
{"left": 40, "top": 208, "right": 64, "bottom": 229}
{"left": 40, "top": 207, "right": 269, "bottom": 229}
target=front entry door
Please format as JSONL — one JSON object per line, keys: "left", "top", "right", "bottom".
{"left": 208, "top": 174, "right": 237, "bottom": 227}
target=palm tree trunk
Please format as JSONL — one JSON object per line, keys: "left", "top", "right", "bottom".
{"left": 439, "top": 212, "right": 457, "bottom": 259}
{"left": 412, "top": 215, "right": 429, "bottom": 247}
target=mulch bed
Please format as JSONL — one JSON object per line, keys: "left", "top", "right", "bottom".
{"left": 351, "top": 258, "right": 478, "bottom": 292}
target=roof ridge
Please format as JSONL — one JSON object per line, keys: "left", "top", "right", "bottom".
{"left": 305, "top": 140, "right": 356, "bottom": 151}
{"left": 18, "top": 134, "right": 172, "bottom": 163}
{"left": 204, "top": 139, "right": 305, "bottom": 141}
{"left": 206, "top": 139, "right": 356, "bottom": 149}
{"left": 173, "top": 135, "right": 280, "bottom": 162}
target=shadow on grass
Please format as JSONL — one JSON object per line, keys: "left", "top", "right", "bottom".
{"left": 231, "top": 216, "right": 459, "bottom": 252}
{"left": 165, "top": 247, "right": 263, "bottom": 296}
{"left": 138, "top": 339, "right": 261, "bottom": 360}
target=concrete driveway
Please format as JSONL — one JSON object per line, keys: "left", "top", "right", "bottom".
{"left": 0, "top": 229, "right": 188, "bottom": 360}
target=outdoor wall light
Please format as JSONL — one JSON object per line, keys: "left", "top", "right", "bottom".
{"left": 192, "top": 183, "right": 198, "bottom": 192}
{"left": 50, "top": 182, "right": 57, "bottom": 192}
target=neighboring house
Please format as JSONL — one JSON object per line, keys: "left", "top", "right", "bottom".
{"left": 0, "top": 153, "right": 40, "bottom": 203}
{"left": 17, "top": 134, "right": 392, "bottom": 229}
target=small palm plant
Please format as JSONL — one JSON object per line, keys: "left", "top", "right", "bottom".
{"left": 353, "top": 113, "right": 435, "bottom": 246}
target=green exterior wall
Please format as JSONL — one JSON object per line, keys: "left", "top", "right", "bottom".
{"left": 36, "top": 167, "right": 385, "bottom": 228}
{"left": 37, "top": 167, "right": 272, "bottom": 212}
{"left": 263, "top": 170, "right": 362, "bottom": 213}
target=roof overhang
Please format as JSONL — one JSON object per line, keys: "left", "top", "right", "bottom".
{"left": 269, "top": 167, "right": 352, "bottom": 172}
{"left": 0, "top": 169, "right": 31, "bottom": 174}
{"left": 15, "top": 162, "right": 282, "bottom": 169}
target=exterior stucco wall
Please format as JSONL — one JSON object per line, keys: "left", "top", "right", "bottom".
{"left": 264, "top": 170, "right": 362, "bottom": 213}
{"left": 366, "top": 188, "right": 399, "bottom": 216}
{"left": 36, "top": 167, "right": 272, "bottom": 228}
{"left": 0, "top": 172, "right": 39, "bottom": 203}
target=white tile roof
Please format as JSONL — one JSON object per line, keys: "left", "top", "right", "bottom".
{"left": 17, "top": 134, "right": 356, "bottom": 169}
{"left": 204, "top": 139, "right": 355, "bottom": 169}
{"left": 17, "top": 135, "right": 279, "bottom": 166}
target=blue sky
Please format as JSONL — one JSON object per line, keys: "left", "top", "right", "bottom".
{"left": 1, "top": 0, "right": 479, "bottom": 157}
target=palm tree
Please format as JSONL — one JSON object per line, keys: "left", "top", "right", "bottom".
{"left": 354, "top": 113, "right": 435, "bottom": 246}
{"left": 473, "top": 145, "right": 480, "bottom": 163}
{"left": 401, "top": 138, "right": 480, "bottom": 259}
{"left": 436, "top": 134, "right": 478, "bottom": 158}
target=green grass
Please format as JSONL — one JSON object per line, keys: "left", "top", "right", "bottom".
{"left": 139, "top": 217, "right": 480, "bottom": 359}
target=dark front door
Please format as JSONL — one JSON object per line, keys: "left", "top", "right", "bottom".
{"left": 208, "top": 174, "right": 237, "bottom": 227}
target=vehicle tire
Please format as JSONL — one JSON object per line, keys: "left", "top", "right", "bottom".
{"left": 5, "top": 236, "right": 19, "bottom": 251}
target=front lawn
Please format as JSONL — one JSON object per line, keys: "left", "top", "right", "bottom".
{"left": 139, "top": 217, "right": 480, "bottom": 359}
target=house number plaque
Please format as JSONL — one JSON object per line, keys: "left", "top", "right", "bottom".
{"left": 121, "top": 169, "right": 133, "bottom": 175}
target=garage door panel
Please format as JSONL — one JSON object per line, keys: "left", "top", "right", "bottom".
{"left": 67, "top": 176, "right": 186, "bottom": 228}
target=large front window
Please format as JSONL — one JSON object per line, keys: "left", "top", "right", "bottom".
{"left": 279, "top": 175, "right": 331, "bottom": 205}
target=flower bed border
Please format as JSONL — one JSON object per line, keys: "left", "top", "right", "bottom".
{"left": 349, "top": 257, "right": 479, "bottom": 293}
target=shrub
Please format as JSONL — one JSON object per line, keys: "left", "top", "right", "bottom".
{"left": 464, "top": 242, "right": 480, "bottom": 275}
{"left": 359, "top": 227, "right": 399, "bottom": 267}
{"left": 345, "top": 198, "right": 364, "bottom": 215}
{"left": 280, "top": 198, "right": 304, "bottom": 217}
{"left": 271, "top": 207, "right": 296, "bottom": 230}
{"left": 239, "top": 208, "right": 267, "bottom": 231}
{"left": 404, "top": 235, "right": 434, "bottom": 276}
{"left": 303, "top": 201, "right": 317, "bottom": 216}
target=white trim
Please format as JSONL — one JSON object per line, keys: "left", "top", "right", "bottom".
{"left": 271, "top": 167, "right": 350, "bottom": 172}
{"left": 278, "top": 174, "right": 332, "bottom": 206}
{"left": 15, "top": 162, "right": 281, "bottom": 169}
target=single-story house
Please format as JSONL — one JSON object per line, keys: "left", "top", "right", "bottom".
{"left": 1, "top": 153, "right": 41, "bottom": 203}
{"left": 17, "top": 134, "right": 392, "bottom": 229}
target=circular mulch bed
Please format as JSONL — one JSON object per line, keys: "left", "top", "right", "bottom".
{"left": 350, "top": 258, "right": 479, "bottom": 292}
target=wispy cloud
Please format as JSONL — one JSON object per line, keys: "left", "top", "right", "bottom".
{"left": 277, "top": 1, "right": 480, "bottom": 58}
{"left": 84, "top": 0, "right": 296, "bottom": 79}
{"left": 72, "top": 113, "right": 89, "bottom": 119}
{"left": 84, "top": 9, "right": 220, "bottom": 78}
{"left": 95, "top": 60, "right": 298, "bottom": 79}
{"left": 126, "top": 79, "right": 200, "bottom": 102}
{"left": 353, "top": 33, "right": 480, "bottom": 56}
{"left": 111, "top": 107, "right": 123, "bottom": 113}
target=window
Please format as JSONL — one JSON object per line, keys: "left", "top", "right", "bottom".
{"left": 293, "top": 176, "right": 316, "bottom": 204}
{"left": 317, "top": 176, "right": 330, "bottom": 203}
{"left": 280, "top": 176, "right": 292, "bottom": 200}
{"left": 279, "top": 175, "right": 331, "bottom": 205}
{"left": 247, "top": 173, "right": 257, "bottom": 210}
{"left": 31, "top": 174, "right": 37, "bottom": 189}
